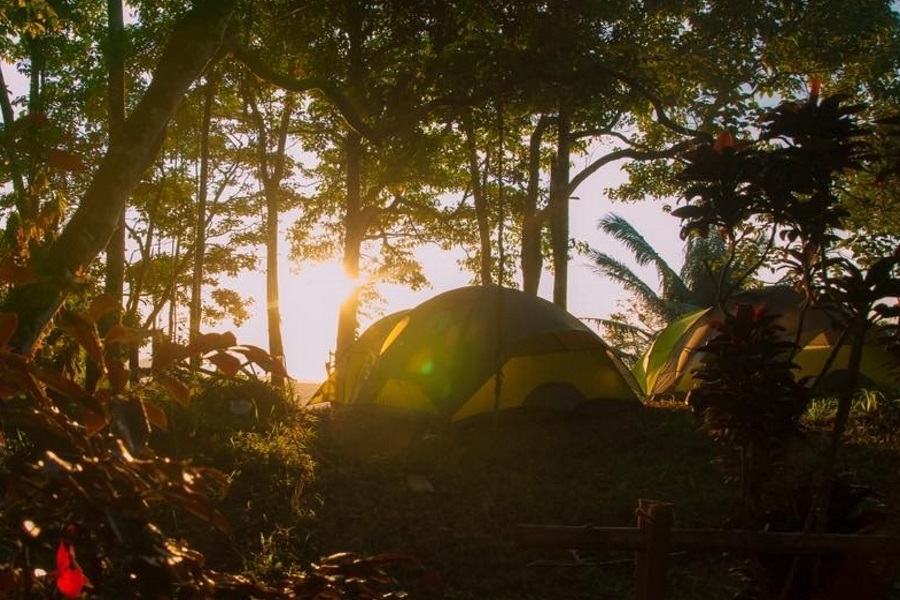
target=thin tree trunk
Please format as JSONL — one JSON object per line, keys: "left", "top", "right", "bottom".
{"left": 86, "top": 0, "right": 127, "bottom": 392}
{"left": 335, "top": 0, "right": 365, "bottom": 378}
{"left": 462, "top": 113, "right": 492, "bottom": 285}
{"left": 521, "top": 115, "right": 549, "bottom": 295}
{"left": 168, "top": 236, "right": 180, "bottom": 340}
{"left": 549, "top": 107, "right": 570, "bottom": 308}
{"left": 189, "top": 76, "right": 215, "bottom": 367}
{"left": 25, "top": 35, "right": 44, "bottom": 218}
{"left": 105, "top": 0, "right": 127, "bottom": 311}
{"left": 263, "top": 95, "right": 294, "bottom": 387}
{"left": 2, "top": 0, "right": 236, "bottom": 355}
{"left": 336, "top": 130, "right": 363, "bottom": 370}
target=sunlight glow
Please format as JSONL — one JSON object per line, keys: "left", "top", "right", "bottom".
{"left": 279, "top": 260, "right": 365, "bottom": 379}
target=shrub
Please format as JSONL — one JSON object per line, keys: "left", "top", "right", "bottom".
{"left": 687, "top": 303, "right": 811, "bottom": 524}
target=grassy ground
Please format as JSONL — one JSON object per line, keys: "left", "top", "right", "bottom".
{"left": 168, "top": 389, "right": 900, "bottom": 600}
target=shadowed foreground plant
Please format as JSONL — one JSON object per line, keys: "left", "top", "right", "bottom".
{"left": 686, "top": 303, "right": 810, "bottom": 525}
{"left": 0, "top": 295, "right": 421, "bottom": 598}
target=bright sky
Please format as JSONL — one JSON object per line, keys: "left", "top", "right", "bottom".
{"left": 227, "top": 162, "right": 684, "bottom": 383}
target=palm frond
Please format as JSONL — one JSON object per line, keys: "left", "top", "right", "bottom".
{"left": 584, "top": 316, "right": 654, "bottom": 341}
{"left": 598, "top": 213, "right": 691, "bottom": 299}
{"left": 587, "top": 249, "right": 674, "bottom": 320}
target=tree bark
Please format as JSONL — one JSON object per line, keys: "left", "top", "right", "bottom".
{"left": 3, "top": 0, "right": 236, "bottom": 355}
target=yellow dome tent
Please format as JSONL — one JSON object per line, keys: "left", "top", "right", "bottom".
{"left": 309, "top": 285, "right": 641, "bottom": 421}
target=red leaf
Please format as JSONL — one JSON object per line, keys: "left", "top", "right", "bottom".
{"left": 106, "top": 359, "right": 129, "bottom": 394}
{"left": 233, "top": 345, "right": 289, "bottom": 378}
{"left": 809, "top": 74, "right": 822, "bottom": 99}
{"left": 80, "top": 406, "right": 109, "bottom": 436}
{"left": 55, "top": 540, "right": 89, "bottom": 599}
{"left": 104, "top": 324, "right": 150, "bottom": 345}
{"left": 33, "top": 365, "right": 105, "bottom": 417}
{"left": 56, "top": 540, "right": 72, "bottom": 573}
{"left": 144, "top": 401, "right": 169, "bottom": 432}
{"left": 188, "top": 331, "right": 238, "bottom": 355}
{"left": 57, "top": 311, "right": 104, "bottom": 368}
{"left": 0, "top": 259, "right": 38, "bottom": 285}
{"left": 0, "top": 312, "right": 18, "bottom": 349}
{"left": 713, "top": 131, "right": 734, "bottom": 153}
{"left": 207, "top": 351, "right": 242, "bottom": 377}
{"left": 88, "top": 294, "right": 121, "bottom": 322}
{"left": 156, "top": 373, "right": 191, "bottom": 407}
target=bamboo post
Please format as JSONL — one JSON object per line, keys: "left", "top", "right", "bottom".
{"left": 635, "top": 500, "right": 674, "bottom": 600}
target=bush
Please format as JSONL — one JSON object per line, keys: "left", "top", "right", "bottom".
{"left": 194, "top": 376, "right": 291, "bottom": 433}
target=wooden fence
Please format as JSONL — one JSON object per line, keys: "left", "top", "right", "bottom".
{"left": 515, "top": 499, "right": 900, "bottom": 600}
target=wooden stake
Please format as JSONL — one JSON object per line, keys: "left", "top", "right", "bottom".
{"left": 635, "top": 500, "right": 674, "bottom": 600}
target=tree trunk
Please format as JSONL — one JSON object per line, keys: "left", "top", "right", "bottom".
{"left": 189, "top": 76, "right": 215, "bottom": 368}
{"left": 549, "top": 107, "right": 571, "bottom": 308}
{"left": 104, "top": 0, "right": 127, "bottom": 313}
{"left": 462, "top": 114, "right": 493, "bottom": 285}
{"left": 263, "top": 95, "right": 294, "bottom": 387}
{"left": 521, "top": 115, "right": 549, "bottom": 295}
{"left": 335, "top": 130, "right": 363, "bottom": 370}
{"left": 87, "top": 0, "right": 127, "bottom": 391}
{"left": 335, "top": 0, "right": 365, "bottom": 378}
{"left": 25, "top": 34, "right": 44, "bottom": 218}
{"left": 2, "top": 0, "right": 236, "bottom": 355}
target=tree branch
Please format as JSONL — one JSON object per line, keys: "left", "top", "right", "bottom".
{"left": 232, "top": 44, "right": 380, "bottom": 141}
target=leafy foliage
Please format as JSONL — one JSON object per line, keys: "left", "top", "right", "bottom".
{"left": 687, "top": 304, "right": 810, "bottom": 521}
{"left": 677, "top": 90, "right": 900, "bottom": 600}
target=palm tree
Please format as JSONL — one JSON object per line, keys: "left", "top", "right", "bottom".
{"left": 587, "top": 212, "right": 762, "bottom": 364}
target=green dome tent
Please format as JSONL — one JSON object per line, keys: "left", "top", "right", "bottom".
{"left": 310, "top": 285, "right": 641, "bottom": 421}
{"left": 634, "top": 286, "right": 898, "bottom": 397}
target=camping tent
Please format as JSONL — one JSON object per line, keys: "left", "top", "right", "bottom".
{"left": 310, "top": 285, "right": 641, "bottom": 421}
{"left": 634, "top": 286, "right": 898, "bottom": 397}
